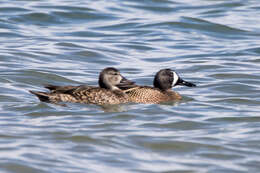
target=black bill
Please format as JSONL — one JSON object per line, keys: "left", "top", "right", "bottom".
{"left": 177, "top": 78, "right": 196, "bottom": 87}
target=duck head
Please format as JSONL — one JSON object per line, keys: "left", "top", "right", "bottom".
{"left": 99, "top": 67, "right": 135, "bottom": 90}
{"left": 153, "top": 69, "right": 196, "bottom": 90}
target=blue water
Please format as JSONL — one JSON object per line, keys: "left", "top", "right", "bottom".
{"left": 1, "top": 0, "right": 260, "bottom": 172}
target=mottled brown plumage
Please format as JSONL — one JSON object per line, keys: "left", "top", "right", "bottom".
{"left": 125, "top": 86, "right": 181, "bottom": 104}
{"left": 29, "top": 90, "right": 79, "bottom": 103}
{"left": 125, "top": 69, "right": 196, "bottom": 104}
{"left": 30, "top": 67, "right": 135, "bottom": 105}
{"left": 64, "top": 85, "right": 128, "bottom": 105}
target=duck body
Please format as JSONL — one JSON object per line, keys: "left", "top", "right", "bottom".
{"left": 125, "top": 86, "right": 181, "bottom": 104}
{"left": 30, "top": 85, "right": 129, "bottom": 105}
{"left": 66, "top": 85, "right": 129, "bottom": 105}
{"left": 30, "top": 67, "right": 135, "bottom": 105}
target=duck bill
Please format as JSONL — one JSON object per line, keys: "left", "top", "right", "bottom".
{"left": 177, "top": 78, "right": 196, "bottom": 87}
{"left": 116, "top": 77, "right": 137, "bottom": 90}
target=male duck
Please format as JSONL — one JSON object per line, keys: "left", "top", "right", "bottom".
{"left": 124, "top": 69, "right": 196, "bottom": 104}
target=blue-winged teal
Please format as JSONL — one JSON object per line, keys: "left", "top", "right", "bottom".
{"left": 29, "top": 67, "right": 135, "bottom": 105}
{"left": 124, "top": 69, "right": 196, "bottom": 104}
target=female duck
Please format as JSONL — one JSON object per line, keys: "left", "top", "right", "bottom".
{"left": 30, "top": 67, "right": 135, "bottom": 105}
{"left": 125, "top": 69, "right": 196, "bottom": 104}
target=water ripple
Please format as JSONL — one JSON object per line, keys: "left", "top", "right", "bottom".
{"left": 0, "top": 0, "right": 260, "bottom": 172}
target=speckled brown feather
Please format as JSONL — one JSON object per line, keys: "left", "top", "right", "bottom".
{"left": 124, "top": 86, "right": 182, "bottom": 104}
{"left": 70, "top": 87, "right": 129, "bottom": 105}
{"left": 30, "top": 86, "right": 129, "bottom": 105}
{"left": 29, "top": 90, "right": 78, "bottom": 103}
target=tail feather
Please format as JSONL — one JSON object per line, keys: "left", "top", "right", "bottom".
{"left": 29, "top": 90, "right": 51, "bottom": 102}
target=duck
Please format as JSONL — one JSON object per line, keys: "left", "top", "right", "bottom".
{"left": 29, "top": 67, "right": 136, "bottom": 105}
{"left": 124, "top": 69, "right": 196, "bottom": 104}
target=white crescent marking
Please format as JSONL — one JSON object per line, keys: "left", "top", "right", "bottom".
{"left": 172, "top": 72, "right": 179, "bottom": 87}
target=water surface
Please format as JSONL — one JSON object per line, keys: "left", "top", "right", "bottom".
{"left": 1, "top": 0, "right": 260, "bottom": 172}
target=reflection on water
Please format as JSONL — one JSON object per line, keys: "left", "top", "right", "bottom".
{"left": 1, "top": 0, "right": 260, "bottom": 172}
{"left": 99, "top": 104, "right": 129, "bottom": 112}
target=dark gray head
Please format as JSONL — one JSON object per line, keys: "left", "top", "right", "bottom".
{"left": 99, "top": 67, "right": 135, "bottom": 90}
{"left": 153, "top": 69, "right": 196, "bottom": 90}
